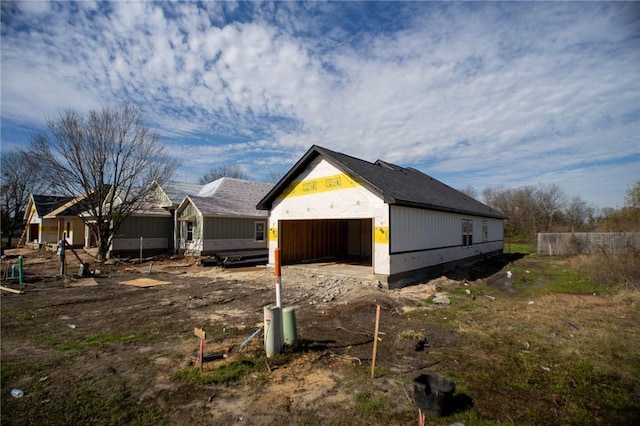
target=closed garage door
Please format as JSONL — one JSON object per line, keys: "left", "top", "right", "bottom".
{"left": 280, "top": 219, "right": 372, "bottom": 265}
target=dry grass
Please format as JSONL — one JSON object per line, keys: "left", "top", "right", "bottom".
{"left": 436, "top": 255, "right": 640, "bottom": 425}
{"left": 567, "top": 252, "right": 640, "bottom": 289}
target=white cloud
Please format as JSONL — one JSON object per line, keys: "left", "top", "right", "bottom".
{"left": 1, "top": 1, "right": 638, "bottom": 207}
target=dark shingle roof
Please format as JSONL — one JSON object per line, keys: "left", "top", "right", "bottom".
{"left": 257, "top": 145, "right": 507, "bottom": 219}
{"left": 32, "top": 195, "right": 73, "bottom": 216}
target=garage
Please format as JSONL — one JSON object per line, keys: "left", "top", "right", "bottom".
{"left": 257, "top": 145, "right": 505, "bottom": 287}
{"left": 279, "top": 218, "right": 373, "bottom": 265}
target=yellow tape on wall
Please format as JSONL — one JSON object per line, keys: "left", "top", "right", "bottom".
{"left": 374, "top": 226, "right": 389, "bottom": 244}
{"left": 279, "top": 173, "right": 361, "bottom": 199}
{"left": 269, "top": 227, "right": 278, "bottom": 242}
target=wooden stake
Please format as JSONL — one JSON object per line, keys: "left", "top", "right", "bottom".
{"left": 0, "top": 285, "right": 24, "bottom": 294}
{"left": 371, "top": 304, "right": 381, "bottom": 378}
{"left": 194, "top": 327, "right": 206, "bottom": 372}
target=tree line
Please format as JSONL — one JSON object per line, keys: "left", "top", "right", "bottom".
{"left": 463, "top": 181, "right": 640, "bottom": 242}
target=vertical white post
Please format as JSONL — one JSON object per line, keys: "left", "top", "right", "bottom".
{"left": 275, "top": 247, "right": 282, "bottom": 308}
{"left": 139, "top": 236, "right": 143, "bottom": 263}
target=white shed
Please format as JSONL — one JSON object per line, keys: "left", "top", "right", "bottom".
{"left": 256, "top": 145, "right": 507, "bottom": 287}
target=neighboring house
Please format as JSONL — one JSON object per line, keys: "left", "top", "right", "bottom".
{"left": 256, "top": 145, "right": 508, "bottom": 287}
{"left": 176, "top": 178, "right": 274, "bottom": 255}
{"left": 109, "top": 181, "right": 206, "bottom": 256}
{"left": 149, "top": 181, "right": 204, "bottom": 251}
{"left": 109, "top": 185, "right": 174, "bottom": 256}
{"left": 45, "top": 191, "right": 103, "bottom": 248}
{"left": 23, "top": 195, "right": 74, "bottom": 246}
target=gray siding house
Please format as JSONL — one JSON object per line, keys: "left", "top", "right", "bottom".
{"left": 176, "top": 178, "right": 273, "bottom": 255}
{"left": 110, "top": 181, "right": 204, "bottom": 256}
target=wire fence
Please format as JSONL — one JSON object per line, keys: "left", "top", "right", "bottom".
{"left": 537, "top": 232, "right": 640, "bottom": 255}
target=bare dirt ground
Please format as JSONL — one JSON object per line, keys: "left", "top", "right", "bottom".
{"left": 1, "top": 247, "right": 638, "bottom": 425}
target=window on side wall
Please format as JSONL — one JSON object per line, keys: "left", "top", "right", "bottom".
{"left": 482, "top": 220, "right": 488, "bottom": 242}
{"left": 255, "top": 222, "right": 265, "bottom": 242}
{"left": 462, "top": 219, "right": 473, "bottom": 247}
{"left": 186, "top": 222, "right": 193, "bottom": 241}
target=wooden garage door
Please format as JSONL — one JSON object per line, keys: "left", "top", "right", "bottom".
{"left": 280, "top": 219, "right": 372, "bottom": 264}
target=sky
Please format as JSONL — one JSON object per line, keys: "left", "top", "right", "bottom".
{"left": 1, "top": 1, "right": 639, "bottom": 209}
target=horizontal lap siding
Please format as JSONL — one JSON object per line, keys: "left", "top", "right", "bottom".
{"left": 204, "top": 217, "right": 263, "bottom": 240}
{"left": 117, "top": 216, "right": 172, "bottom": 239}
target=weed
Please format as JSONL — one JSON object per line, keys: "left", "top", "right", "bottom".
{"left": 0, "top": 360, "right": 44, "bottom": 383}
{"left": 354, "top": 390, "right": 388, "bottom": 416}
{"left": 31, "top": 330, "right": 158, "bottom": 351}
{"left": 175, "top": 354, "right": 266, "bottom": 385}
{"left": 399, "top": 329, "right": 423, "bottom": 339}
{"left": 13, "top": 309, "right": 34, "bottom": 321}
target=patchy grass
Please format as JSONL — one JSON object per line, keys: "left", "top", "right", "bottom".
{"left": 503, "top": 241, "right": 533, "bottom": 254}
{"left": 31, "top": 330, "right": 159, "bottom": 352}
{"left": 175, "top": 355, "right": 265, "bottom": 385}
{"left": 1, "top": 386, "right": 167, "bottom": 426}
{"left": 354, "top": 390, "right": 389, "bottom": 416}
{"left": 3, "top": 251, "right": 638, "bottom": 425}
{"left": 434, "top": 279, "right": 640, "bottom": 424}
{"left": 507, "top": 254, "right": 599, "bottom": 294}
{"left": 504, "top": 243, "right": 532, "bottom": 254}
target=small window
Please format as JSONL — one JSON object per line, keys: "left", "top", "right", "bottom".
{"left": 462, "top": 219, "right": 473, "bottom": 247}
{"left": 255, "top": 222, "right": 265, "bottom": 242}
{"left": 482, "top": 220, "right": 488, "bottom": 242}
{"left": 186, "top": 222, "right": 193, "bottom": 241}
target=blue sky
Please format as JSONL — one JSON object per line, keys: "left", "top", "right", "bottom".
{"left": 1, "top": 1, "right": 639, "bottom": 209}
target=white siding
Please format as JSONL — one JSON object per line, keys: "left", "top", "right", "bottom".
{"left": 390, "top": 206, "right": 504, "bottom": 253}
{"left": 388, "top": 205, "right": 504, "bottom": 278}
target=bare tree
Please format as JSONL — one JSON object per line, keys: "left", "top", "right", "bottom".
{"left": 564, "top": 196, "right": 596, "bottom": 231}
{"left": 459, "top": 185, "right": 479, "bottom": 200}
{"left": 534, "top": 183, "right": 565, "bottom": 232}
{"left": 602, "top": 180, "right": 640, "bottom": 231}
{"left": 28, "top": 104, "right": 178, "bottom": 261}
{"left": 199, "top": 164, "right": 247, "bottom": 184}
{"left": 625, "top": 180, "right": 640, "bottom": 208}
{"left": 1, "top": 149, "right": 52, "bottom": 248}
{"left": 266, "top": 169, "right": 284, "bottom": 184}
{"left": 483, "top": 183, "right": 566, "bottom": 241}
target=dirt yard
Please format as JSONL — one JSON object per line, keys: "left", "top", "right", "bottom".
{"left": 2, "top": 247, "right": 639, "bottom": 425}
